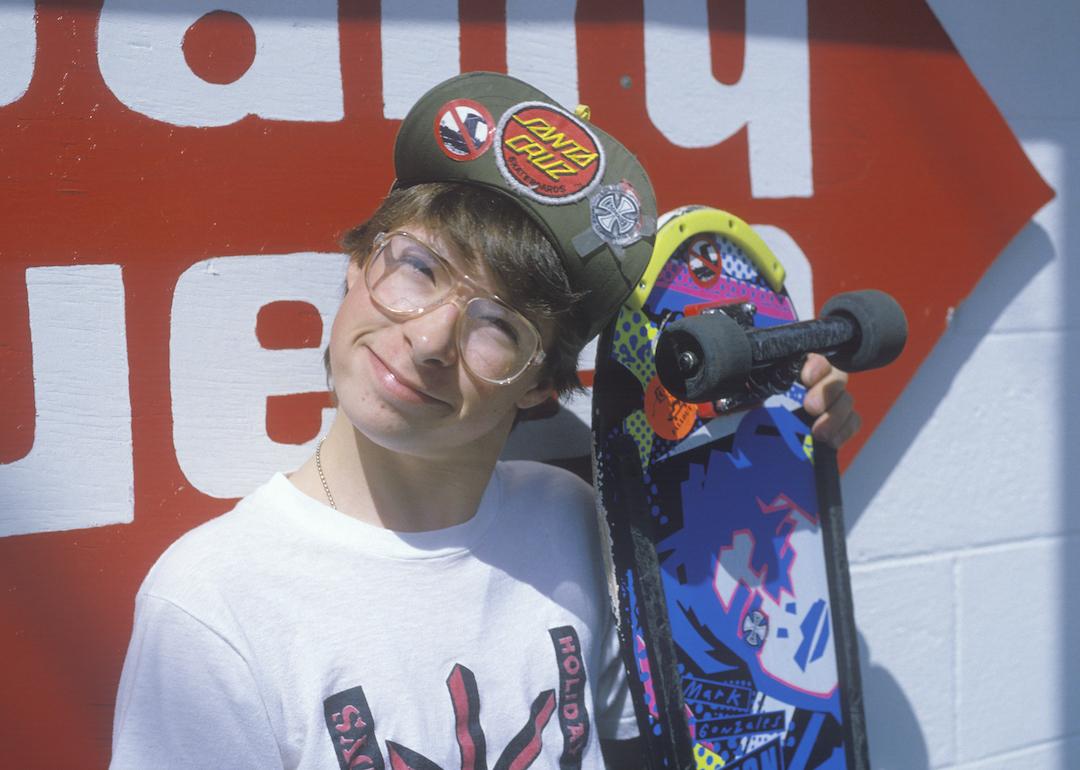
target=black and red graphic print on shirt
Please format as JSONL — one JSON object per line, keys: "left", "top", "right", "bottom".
{"left": 323, "top": 626, "right": 591, "bottom": 770}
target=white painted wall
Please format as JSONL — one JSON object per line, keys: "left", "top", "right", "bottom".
{"left": 846, "top": 2, "right": 1080, "bottom": 767}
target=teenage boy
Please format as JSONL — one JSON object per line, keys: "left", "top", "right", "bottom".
{"left": 111, "top": 72, "right": 859, "bottom": 770}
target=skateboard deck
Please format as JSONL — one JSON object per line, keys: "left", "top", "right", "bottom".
{"left": 592, "top": 207, "right": 869, "bottom": 770}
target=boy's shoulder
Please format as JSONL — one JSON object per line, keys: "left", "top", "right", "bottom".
{"left": 495, "top": 457, "right": 590, "bottom": 484}
{"left": 136, "top": 474, "right": 294, "bottom": 608}
{"left": 495, "top": 459, "right": 594, "bottom": 506}
{"left": 494, "top": 459, "right": 598, "bottom": 538}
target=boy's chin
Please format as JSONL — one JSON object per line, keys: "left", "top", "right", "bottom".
{"left": 346, "top": 407, "right": 515, "bottom": 462}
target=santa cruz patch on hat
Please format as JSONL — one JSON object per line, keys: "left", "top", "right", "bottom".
{"left": 495, "top": 102, "right": 605, "bottom": 205}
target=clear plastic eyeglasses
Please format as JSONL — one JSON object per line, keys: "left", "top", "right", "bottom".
{"left": 363, "top": 231, "right": 547, "bottom": 385}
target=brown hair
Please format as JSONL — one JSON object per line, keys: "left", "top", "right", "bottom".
{"left": 337, "top": 183, "right": 589, "bottom": 396}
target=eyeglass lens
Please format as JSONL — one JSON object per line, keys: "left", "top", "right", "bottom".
{"left": 366, "top": 234, "right": 540, "bottom": 383}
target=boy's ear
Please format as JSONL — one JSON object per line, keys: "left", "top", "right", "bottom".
{"left": 346, "top": 260, "right": 363, "bottom": 291}
{"left": 515, "top": 382, "right": 557, "bottom": 411}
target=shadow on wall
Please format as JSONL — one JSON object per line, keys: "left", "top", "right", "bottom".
{"left": 842, "top": 221, "right": 1057, "bottom": 529}
{"left": 859, "top": 632, "right": 930, "bottom": 769}
{"left": 841, "top": 219, "right": 1060, "bottom": 768}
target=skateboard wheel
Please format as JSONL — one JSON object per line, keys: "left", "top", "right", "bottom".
{"left": 655, "top": 311, "right": 752, "bottom": 403}
{"left": 821, "top": 290, "right": 908, "bottom": 372}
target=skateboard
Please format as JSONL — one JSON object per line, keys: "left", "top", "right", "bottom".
{"left": 592, "top": 206, "right": 903, "bottom": 770}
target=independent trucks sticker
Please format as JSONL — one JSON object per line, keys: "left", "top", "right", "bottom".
{"left": 589, "top": 182, "right": 644, "bottom": 247}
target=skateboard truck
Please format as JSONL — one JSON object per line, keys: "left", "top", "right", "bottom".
{"left": 656, "top": 289, "right": 908, "bottom": 409}
{"left": 666, "top": 301, "right": 803, "bottom": 414}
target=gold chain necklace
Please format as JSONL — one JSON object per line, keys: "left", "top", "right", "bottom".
{"left": 315, "top": 439, "right": 337, "bottom": 510}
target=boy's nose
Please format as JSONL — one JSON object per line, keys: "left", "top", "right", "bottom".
{"left": 403, "top": 302, "right": 461, "bottom": 369}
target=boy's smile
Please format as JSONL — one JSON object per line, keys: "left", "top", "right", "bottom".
{"left": 363, "top": 345, "right": 451, "bottom": 409}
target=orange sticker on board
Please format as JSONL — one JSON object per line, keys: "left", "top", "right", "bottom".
{"left": 644, "top": 375, "right": 698, "bottom": 441}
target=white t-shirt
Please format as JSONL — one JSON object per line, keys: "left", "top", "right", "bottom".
{"left": 111, "top": 461, "right": 636, "bottom": 769}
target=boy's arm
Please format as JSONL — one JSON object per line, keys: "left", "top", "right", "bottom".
{"left": 111, "top": 593, "right": 281, "bottom": 769}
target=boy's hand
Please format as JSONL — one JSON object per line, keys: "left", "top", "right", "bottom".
{"left": 800, "top": 353, "right": 861, "bottom": 449}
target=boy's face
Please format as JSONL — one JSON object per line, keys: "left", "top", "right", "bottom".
{"left": 328, "top": 223, "right": 554, "bottom": 460}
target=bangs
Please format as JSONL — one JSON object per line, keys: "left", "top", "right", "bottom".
{"left": 343, "top": 183, "right": 581, "bottom": 326}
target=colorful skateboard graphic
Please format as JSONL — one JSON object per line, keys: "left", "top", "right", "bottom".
{"left": 592, "top": 208, "right": 871, "bottom": 770}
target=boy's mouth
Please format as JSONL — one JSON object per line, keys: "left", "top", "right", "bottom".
{"left": 365, "top": 347, "right": 449, "bottom": 408}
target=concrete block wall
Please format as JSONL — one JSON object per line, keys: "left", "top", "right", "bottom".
{"left": 846, "top": 2, "right": 1080, "bottom": 767}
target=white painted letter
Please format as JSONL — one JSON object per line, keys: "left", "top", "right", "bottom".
{"left": 171, "top": 253, "right": 346, "bottom": 499}
{"left": 506, "top": 0, "right": 579, "bottom": 110}
{"left": 381, "top": 0, "right": 460, "bottom": 120}
{"left": 644, "top": 0, "right": 812, "bottom": 198}
{"left": 0, "top": 1, "right": 36, "bottom": 107}
{"left": 0, "top": 266, "right": 133, "bottom": 538}
{"left": 97, "top": 0, "right": 343, "bottom": 127}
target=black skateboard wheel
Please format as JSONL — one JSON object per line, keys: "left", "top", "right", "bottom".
{"left": 655, "top": 311, "right": 752, "bottom": 403}
{"left": 821, "top": 290, "right": 908, "bottom": 372}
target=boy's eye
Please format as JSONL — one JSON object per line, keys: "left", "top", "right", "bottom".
{"left": 393, "top": 247, "right": 442, "bottom": 284}
{"left": 404, "top": 253, "right": 436, "bottom": 278}
{"left": 478, "top": 313, "right": 520, "bottom": 344}
{"left": 466, "top": 300, "right": 529, "bottom": 349}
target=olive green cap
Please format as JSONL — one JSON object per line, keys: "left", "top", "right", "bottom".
{"left": 394, "top": 71, "right": 657, "bottom": 340}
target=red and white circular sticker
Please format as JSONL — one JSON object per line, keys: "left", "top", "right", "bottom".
{"left": 495, "top": 102, "right": 605, "bottom": 204}
{"left": 434, "top": 98, "right": 495, "bottom": 161}
{"left": 685, "top": 235, "right": 723, "bottom": 288}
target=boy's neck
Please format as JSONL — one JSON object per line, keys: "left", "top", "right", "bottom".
{"left": 289, "top": 410, "right": 510, "bottom": 532}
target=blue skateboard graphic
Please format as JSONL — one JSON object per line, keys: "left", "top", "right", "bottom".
{"left": 592, "top": 208, "right": 872, "bottom": 770}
